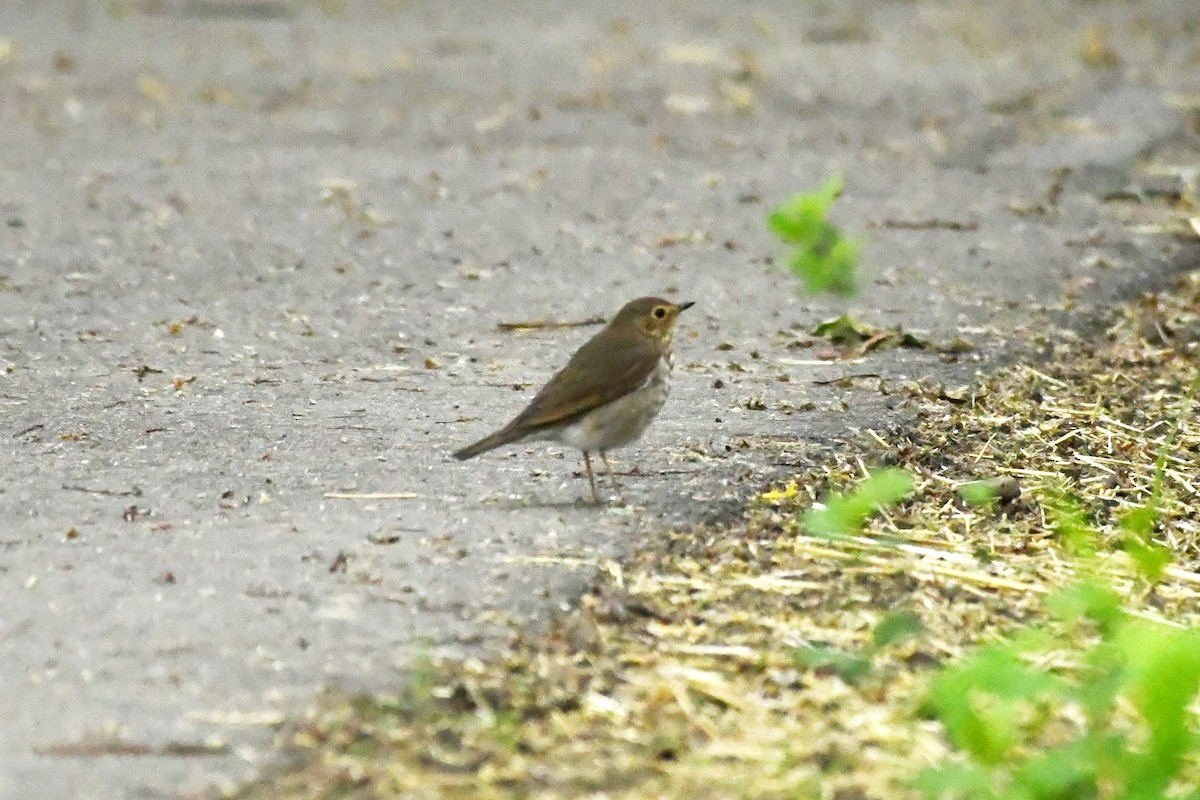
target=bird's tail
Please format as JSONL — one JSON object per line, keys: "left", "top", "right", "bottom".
{"left": 452, "top": 427, "right": 518, "bottom": 460}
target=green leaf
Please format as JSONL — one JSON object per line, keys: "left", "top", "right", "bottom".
{"left": 926, "top": 645, "right": 1065, "bottom": 764}
{"left": 872, "top": 610, "right": 924, "bottom": 648}
{"left": 800, "top": 238, "right": 856, "bottom": 295}
{"left": 1117, "top": 622, "right": 1200, "bottom": 791}
{"left": 913, "top": 763, "right": 996, "bottom": 800}
{"left": 811, "top": 313, "right": 877, "bottom": 345}
{"left": 1045, "top": 582, "right": 1123, "bottom": 632}
{"left": 793, "top": 643, "right": 871, "bottom": 683}
{"left": 1011, "top": 738, "right": 1099, "bottom": 799}
{"left": 1073, "top": 641, "right": 1124, "bottom": 724}
{"left": 924, "top": 576, "right": 1200, "bottom": 799}
{"left": 1118, "top": 504, "right": 1156, "bottom": 539}
{"left": 956, "top": 481, "right": 997, "bottom": 508}
{"left": 792, "top": 236, "right": 859, "bottom": 296}
{"left": 1122, "top": 534, "right": 1172, "bottom": 583}
{"left": 1044, "top": 492, "right": 1097, "bottom": 558}
{"left": 1119, "top": 505, "right": 1171, "bottom": 581}
{"left": 767, "top": 176, "right": 860, "bottom": 297}
{"left": 802, "top": 468, "right": 912, "bottom": 538}
{"left": 767, "top": 175, "right": 844, "bottom": 241}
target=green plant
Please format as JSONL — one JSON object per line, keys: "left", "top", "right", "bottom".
{"left": 919, "top": 366, "right": 1200, "bottom": 799}
{"left": 789, "top": 470, "right": 922, "bottom": 682}
{"left": 918, "top": 484, "right": 1200, "bottom": 800}
{"left": 917, "top": 578, "right": 1200, "bottom": 800}
{"left": 802, "top": 468, "right": 913, "bottom": 538}
{"left": 767, "top": 176, "right": 860, "bottom": 297}
{"left": 794, "top": 609, "right": 925, "bottom": 683}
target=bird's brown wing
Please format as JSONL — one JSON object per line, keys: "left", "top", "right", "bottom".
{"left": 501, "top": 332, "right": 661, "bottom": 436}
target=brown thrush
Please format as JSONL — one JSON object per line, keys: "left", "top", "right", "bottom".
{"left": 453, "top": 296, "right": 694, "bottom": 502}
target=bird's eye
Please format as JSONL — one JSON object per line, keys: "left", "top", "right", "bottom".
{"left": 653, "top": 306, "right": 667, "bottom": 319}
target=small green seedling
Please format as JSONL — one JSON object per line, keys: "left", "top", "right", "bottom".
{"left": 956, "top": 481, "right": 998, "bottom": 509}
{"left": 1119, "top": 505, "right": 1170, "bottom": 582}
{"left": 795, "top": 610, "right": 924, "bottom": 684}
{"left": 768, "top": 176, "right": 860, "bottom": 297}
{"left": 802, "top": 468, "right": 913, "bottom": 538}
{"left": 793, "top": 470, "right": 920, "bottom": 682}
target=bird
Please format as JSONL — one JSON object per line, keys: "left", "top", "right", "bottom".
{"left": 453, "top": 296, "right": 695, "bottom": 503}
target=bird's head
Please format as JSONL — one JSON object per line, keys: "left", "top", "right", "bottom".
{"left": 611, "top": 296, "right": 695, "bottom": 343}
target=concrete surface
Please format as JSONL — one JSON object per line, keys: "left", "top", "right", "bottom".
{"left": 0, "top": 0, "right": 1197, "bottom": 797}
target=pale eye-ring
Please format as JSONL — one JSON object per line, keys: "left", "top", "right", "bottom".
{"left": 653, "top": 306, "right": 667, "bottom": 319}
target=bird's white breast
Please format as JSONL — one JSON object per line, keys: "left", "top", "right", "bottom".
{"left": 555, "top": 355, "right": 672, "bottom": 453}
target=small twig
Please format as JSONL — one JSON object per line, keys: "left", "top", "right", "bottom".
{"left": 63, "top": 484, "right": 141, "bottom": 497}
{"left": 35, "top": 739, "right": 229, "bottom": 757}
{"left": 864, "top": 429, "right": 890, "bottom": 448}
{"left": 971, "top": 432, "right": 998, "bottom": 464}
{"left": 323, "top": 492, "right": 418, "bottom": 500}
{"left": 497, "top": 315, "right": 606, "bottom": 332}
{"left": 871, "top": 218, "right": 979, "bottom": 231}
{"left": 779, "top": 357, "right": 866, "bottom": 366}
{"left": 501, "top": 555, "right": 599, "bottom": 568}
{"left": 811, "top": 372, "right": 882, "bottom": 385}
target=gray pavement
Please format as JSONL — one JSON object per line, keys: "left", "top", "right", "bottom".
{"left": 1, "top": 1, "right": 1197, "bottom": 797}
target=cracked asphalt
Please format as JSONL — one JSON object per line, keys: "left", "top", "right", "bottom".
{"left": 0, "top": 1, "right": 1197, "bottom": 797}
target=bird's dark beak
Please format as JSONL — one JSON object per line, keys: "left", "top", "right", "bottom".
{"left": 677, "top": 301, "right": 695, "bottom": 312}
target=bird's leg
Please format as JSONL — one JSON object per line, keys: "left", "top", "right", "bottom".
{"left": 581, "top": 450, "right": 600, "bottom": 504}
{"left": 598, "top": 452, "right": 620, "bottom": 489}
{"left": 598, "top": 451, "right": 626, "bottom": 503}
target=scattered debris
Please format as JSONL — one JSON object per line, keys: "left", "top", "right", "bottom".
{"left": 811, "top": 314, "right": 930, "bottom": 354}
{"left": 133, "top": 365, "right": 163, "bottom": 381}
